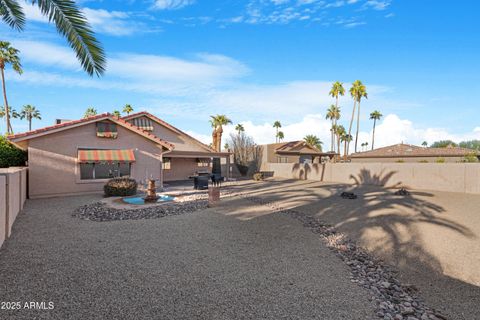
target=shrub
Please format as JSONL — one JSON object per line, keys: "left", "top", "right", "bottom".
{"left": 0, "top": 136, "right": 27, "bottom": 168}
{"left": 253, "top": 172, "right": 264, "bottom": 181}
{"left": 418, "top": 160, "right": 429, "bottom": 163}
{"left": 395, "top": 159, "right": 405, "bottom": 163}
{"left": 104, "top": 177, "right": 137, "bottom": 197}
{"left": 236, "top": 164, "right": 249, "bottom": 176}
{"left": 435, "top": 157, "right": 446, "bottom": 163}
{"left": 463, "top": 153, "right": 479, "bottom": 163}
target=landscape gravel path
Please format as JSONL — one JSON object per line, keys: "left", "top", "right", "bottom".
{"left": 0, "top": 195, "right": 376, "bottom": 320}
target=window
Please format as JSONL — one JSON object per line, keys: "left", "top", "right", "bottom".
{"left": 163, "top": 157, "right": 171, "bottom": 170}
{"left": 277, "top": 156, "right": 288, "bottom": 163}
{"left": 80, "top": 162, "right": 131, "bottom": 180}
{"left": 197, "top": 158, "right": 210, "bottom": 167}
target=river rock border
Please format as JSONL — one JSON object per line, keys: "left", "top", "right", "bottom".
{"left": 239, "top": 194, "right": 448, "bottom": 320}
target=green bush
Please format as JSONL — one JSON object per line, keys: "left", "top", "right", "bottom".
{"left": 104, "top": 177, "right": 138, "bottom": 197}
{"left": 253, "top": 172, "right": 264, "bottom": 181}
{"left": 395, "top": 159, "right": 405, "bottom": 163}
{"left": 435, "top": 157, "right": 446, "bottom": 163}
{"left": 463, "top": 153, "right": 479, "bottom": 163}
{"left": 418, "top": 160, "right": 429, "bottom": 163}
{"left": 0, "top": 136, "right": 27, "bottom": 168}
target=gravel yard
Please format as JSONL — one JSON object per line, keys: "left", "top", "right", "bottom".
{"left": 0, "top": 193, "right": 377, "bottom": 320}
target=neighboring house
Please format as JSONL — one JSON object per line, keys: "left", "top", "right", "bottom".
{"left": 261, "top": 141, "right": 335, "bottom": 166}
{"left": 350, "top": 143, "right": 479, "bottom": 163}
{"left": 8, "top": 112, "right": 230, "bottom": 198}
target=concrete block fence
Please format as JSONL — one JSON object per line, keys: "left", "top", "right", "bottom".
{"left": 264, "top": 162, "right": 480, "bottom": 194}
{"left": 0, "top": 167, "right": 28, "bottom": 249}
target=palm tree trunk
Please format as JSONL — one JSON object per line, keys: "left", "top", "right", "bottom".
{"left": 1, "top": 67, "right": 12, "bottom": 134}
{"left": 354, "top": 100, "right": 361, "bottom": 153}
{"left": 372, "top": 119, "right": 376, "bottom": 150}
{"left": 331, "top": 121, "right": 334, "bottom": 152}
{"left": 29, "top": 117, "right": 32, "bottom": 131}
{"left": 347, "top": 101, "right": 356, "bottom": 159}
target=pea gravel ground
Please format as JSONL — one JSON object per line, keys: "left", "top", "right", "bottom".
{"left": 0, "top": 195, "right": 376, "bottom": 320}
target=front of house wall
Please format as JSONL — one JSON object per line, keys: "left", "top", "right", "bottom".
{"left": 163, "top": 157, "right": 208, "bottom": 181}
{"left": 265, "top": 162, "right": 480, "bottom": 194}
{"left": 27, "top": 123, "right": 164, "bottom": 198}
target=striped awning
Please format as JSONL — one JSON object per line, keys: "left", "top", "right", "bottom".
{"left": 130, "top": 118, "right": 154, "bottom": 131}
{"left": 96, "top": 122, "right": 118, "bottom": 138}
{"left": 78, "top": 149, "right": 135, "bottom": 163}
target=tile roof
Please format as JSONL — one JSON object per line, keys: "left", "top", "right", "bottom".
{"left": 272, "top": 140, "right": 330, "bottom": 155}
{"left": 7, "top": 113, "right": 174, "bottom": 150}
{"left": 122, "top": 111, "right": 216, "bottom": 153}
{"left": 351, "top": 143, "right": 478, "bottom": 158}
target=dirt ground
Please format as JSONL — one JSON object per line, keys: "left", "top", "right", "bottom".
{"left": 226, "top": 179, "right": 480, "bottom": 320}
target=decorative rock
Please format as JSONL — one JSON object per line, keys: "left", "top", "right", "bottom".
{"left": 340, "top": 191, "right": 358, "bottom": 199}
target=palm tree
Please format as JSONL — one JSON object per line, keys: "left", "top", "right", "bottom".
{"left": 349, "top": 80, "right": 368, "bottom": 153}
{"left": 0, "top": 0, "right": 105, "bottom": 76}
{"left": 277, "top": 131, "right": 284, "bottom": 142}
{"left": 334, "top": 125, "right": 346, "bottom": 159}
{"left": 361, "top": 142, "right": 366, "bottom": 151}
{"left": 422, "top": 141, "right": 428, "bottom": 148}
{"left": 364, "top": 142, "right": 369, "bottom": 151}
{"left": 369, "top": 110, "right": 382, "bottom": 150}
{"left": 123, "top": 104, "right": 133, "bottom": 115}
{"left": 326, "top": 104, "right": 341, "bottom": 152}
{"left": 0, "top": 41, "right": 22, "bottom": 134}
{"left": 19, "top": 105, "right": 41, "bottom": 131}
{"left": 0, "top": 105, "right": 19, "bottom": 133}
{"left": 273, "top": 121, "right": 282, "bottom": 143}
{"left": 235, "top": 123, "right": 245, "bottom": 135}
{"left": 341, "top": 133, "right": 353, "bottom": 160}
{"left": 84, "top": 107, "right": 97, "bottom": 118}
{"left": 210, "top": 114, "right": 232, "bottom": 151}
{"left": 329, "top": 81, "right": 344, "bottom": 149}
{"left": 303, "top": 134, "right": 323, "bottom": 151}
{"left": 112, "top": 110, "right": 121, "bottom": 118}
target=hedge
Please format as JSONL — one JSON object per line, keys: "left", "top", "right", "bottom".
{"left": 0, "top": 135, "right": 27, "bottom": 168}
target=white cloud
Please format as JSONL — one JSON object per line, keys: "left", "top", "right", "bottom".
{"left": 12, "top": 40, "right": 79, "bottom": 70}
{"left": 21, "top": 3, "right": 148, "bottom": 36}
{"left": 363, "top": 0, "right": 392, "bottom": 11}
{"left": 187, "top": 113, "right": 480, "bottom": 153}
{"left": 153, "top": 0, "right": 195, "bottom": 10}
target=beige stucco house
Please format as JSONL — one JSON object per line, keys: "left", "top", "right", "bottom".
{"left": 8, "top": 112, "right": 230, "bottom": 198}
{"left": 350, "top": 143, "right": 479, "bottom": 163}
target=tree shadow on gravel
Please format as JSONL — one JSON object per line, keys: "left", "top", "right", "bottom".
{"left": 228, "top": 172, "right": 479, "bottom": 320}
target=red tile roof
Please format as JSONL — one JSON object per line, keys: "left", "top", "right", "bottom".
{"left": 351, "top": 143, "right": 478, "bottom": 158}
{"left": 8, "top": 113, "right": 174, "bottom": 150}
{"left": 122, "top": 111, "right": 216, "bottom": 152}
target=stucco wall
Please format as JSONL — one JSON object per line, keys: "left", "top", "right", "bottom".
{"left": 27, "top": 122, "right": 164, "bottom": 198}
{"left": 264, "top": 162, "right": 480, "bottom": 194}
{"left": 0, "top": 168, "right": 28, "bottom": 248}
{"left": 164, "top": 158, "right": 207, "bottom": 181}
{"left": 0, "top": 175, "right": 6, "bottom": 248}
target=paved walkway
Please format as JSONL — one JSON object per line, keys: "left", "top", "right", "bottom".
{"left": 0, "top": 195, "right": 375, "bottom": 320}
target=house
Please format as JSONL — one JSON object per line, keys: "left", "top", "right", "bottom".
{"left": 261, "top": 141, "right": 336, "bottom": 165}
{"left": 8, "top": 112, "right": 230, "bottom": 198}
{"left": 350, "top": 143, "right": 479, "bottom": 163}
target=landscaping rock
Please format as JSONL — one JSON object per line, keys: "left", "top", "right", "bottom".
{"left": 340, "top": 191, "right": 358, "bottom": 199}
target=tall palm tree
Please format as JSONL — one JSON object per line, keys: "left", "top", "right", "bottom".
{"left": 0, "top": 41, "right": 22, "bottom": 134}
{"left": 349, "top": 80, "right": 368, "bottom": 153}
{"left": 303, "top": 134, "right": 323, "bottom": 151}
{"left": 326, "top": 104, "right": 341, "bottom": 152}
{"left": 273, "top": 121, "right": 282, "bottom": 143}
{"left": 329, "top": 81, "right": 344, "bottom": 150}
{"left": 235, "top": 123, "right": 245, "bottom": 135}
{"left": 369, "top": 110, "right": 382, "bottom": 150}
{"left": 20, "top": 105, "right": 41, "bottom": 131}
{"left": 112, "top": 110, "right": 121, "bottom": 118}
{"left": 123, "top": 104, "right": 133, "bottom": 115}
{"left": 210, "top": 114, "right": 232, "bottom": 151}
{"left": 277, "top": 131, "right": 284, "bottom": 142}
{"left": 0, "top": 105, "right": 19, "bottom": 133}
{"left": 361, "top": 142, "right": 366, "bottom": 151}
{"left": 334, "top": 125, "right": 345, "bottom": 159}
{"left": 341, "top": 133, "right": 352, "bottom": 160}
{"left": 84, "top": 107, "right": 97, "bottom": 118}
{"left": 0, "top": 0, "right": 105, "bottom": 76}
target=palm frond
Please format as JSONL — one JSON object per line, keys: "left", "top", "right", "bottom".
{"left": 0, "top": 0, "right": 25, "bottom": 30}
{"left": 33, "top": 0, "right": 106, "bottom": 76}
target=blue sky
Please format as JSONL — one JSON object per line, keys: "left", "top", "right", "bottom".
{"left": 2, "top": 0, "right": 480, "bottom": 149}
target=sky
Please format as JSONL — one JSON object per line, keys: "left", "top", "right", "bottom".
{"left": 1, "top": 0, "right": 480, "bottom": 152}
